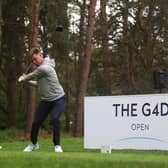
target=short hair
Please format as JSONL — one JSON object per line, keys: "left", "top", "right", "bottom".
{"left": 29, "top": 47, "right": 41, "bottom": 57}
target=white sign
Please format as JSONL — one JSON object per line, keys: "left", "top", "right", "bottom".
{"left": 84, "top": 94, "right": 168, "bottom": 150}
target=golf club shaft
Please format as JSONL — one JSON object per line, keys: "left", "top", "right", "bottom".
{"left": 25, "top": 63, "right": 33, "bottom": 74}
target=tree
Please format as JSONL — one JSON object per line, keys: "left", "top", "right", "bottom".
{"left": 75, "top": 0, "right": 97, "bottom": 137}
{"left": 122, "top": 0, "right": 133, "bottom": 93}
{"left": 100, "top": 0, "right": 111, "bottom": 95}
{"left": 0, "top": 0, "right": 2, "bottom": 49}
{"left": 1, "top": 0, "right": 25, "bottom": 127}
{"left": 25, "top": 0, "right": 40, "bottom": 135}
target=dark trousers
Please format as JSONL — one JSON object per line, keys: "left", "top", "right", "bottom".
{"left": 30, "top": 96, "right": 66, "bottom": 146}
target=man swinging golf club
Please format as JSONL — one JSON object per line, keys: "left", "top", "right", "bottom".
{"left": 18, "top": 47, "right": 66, "bottom": 152}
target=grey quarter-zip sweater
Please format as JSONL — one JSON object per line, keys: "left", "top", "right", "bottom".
{"left": 22, "top": 57, "right": 65, "bottom": 101}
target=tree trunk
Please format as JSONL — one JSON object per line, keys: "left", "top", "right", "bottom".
{"left": 7, "top": 67, "right": 16, "bottom": 127}
{"left": 145, "top": 2, "right": 155, "bottom": 89}
{"left": 25, "top": 0, "right": 40, "bottom": 136}
{"left": 100, "top": 0, "right": 111, "bottom": 95}
{"left": 145, "top": 30, "right": 154, "bottom": 89}
{"left": 75, "top": 0, "right": 97, "bottom": 137}
{"left": 123, "top": 0, "right": 134, "bottom": 93}
{"left": 0, "top": 0, "right": 2, "bottom": 49}
{"left": 78, "top": 0, "right": 86, "bottom": 70}
{"left": 74, "top": 0, "right": 86, "bottom": 134}
{"left": 64, "top": 59, "right": 70, "bottom": 132}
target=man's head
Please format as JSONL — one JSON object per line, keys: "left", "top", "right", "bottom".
{"left": 30, "top": 47, "right": 43, "bottom": 66}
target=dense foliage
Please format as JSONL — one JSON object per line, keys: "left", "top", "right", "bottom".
{"left": 0, "top": 0, "right": 168, "bottom": 134}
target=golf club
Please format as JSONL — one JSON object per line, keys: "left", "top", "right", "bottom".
{"left": 24, "top": 62, "right": 34, "bottom": 74}
{"left": 55, "top": 25, "right": 64, "bottom": 32}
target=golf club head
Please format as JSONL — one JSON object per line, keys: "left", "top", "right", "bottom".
{"left": 55, "top": 25, "right": 63, "bottom": 32}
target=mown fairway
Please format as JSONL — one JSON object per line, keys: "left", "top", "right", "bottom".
{"left": 0, "top": 137, "right": 168, "bottom": 168}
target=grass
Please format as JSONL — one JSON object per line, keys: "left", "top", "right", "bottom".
{"left": 0, "top": 137, "right": 168, "bottom": 168}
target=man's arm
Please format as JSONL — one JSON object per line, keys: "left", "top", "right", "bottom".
{"left": 28, "top": 80, "right": 38, "bottom": 87}
{"left": 18, "top": 66, "right": 45, "bottom": 82}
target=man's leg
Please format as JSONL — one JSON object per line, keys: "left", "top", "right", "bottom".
{"left": 31, "top": 101, "right": 51, "bottom": 144}
{"left": 24, "top": 101, "right": 51, "bottom": 152}
{"left": 51, "top": 96, "right": 66, "bottom": 146}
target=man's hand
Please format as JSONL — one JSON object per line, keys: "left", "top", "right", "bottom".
{"left": 18, "top": 74, "right": 26, "bottom": 82}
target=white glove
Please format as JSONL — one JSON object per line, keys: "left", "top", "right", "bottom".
{"left": 18, "top": 75, "right": 25, "bottom": 82}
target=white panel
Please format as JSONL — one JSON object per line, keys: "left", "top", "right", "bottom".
{"left": 84, "top": 94, "right": 168, "bottom": 150}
